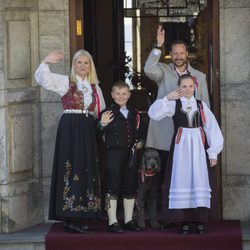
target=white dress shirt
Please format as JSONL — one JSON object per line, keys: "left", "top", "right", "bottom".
{"left": 119, "top": 106, "right": 129, "bottom": 119}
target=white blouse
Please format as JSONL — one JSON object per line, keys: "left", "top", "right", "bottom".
{"left": 148, "top": 96, "right": 223, "bottom": 160}
{"left": 35, "top": 62, "right": 106, "bottom": 111}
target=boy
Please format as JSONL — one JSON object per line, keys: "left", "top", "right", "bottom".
{"left": 99, "top": 81, "right": 145, "bottom": 233}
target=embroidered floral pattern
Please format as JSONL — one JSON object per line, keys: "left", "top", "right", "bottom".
{"left": 73, "top": 174, "right": 79, "bottom": 181}
{"left": 62, "top": 160, "right": 101, "bottom": 212}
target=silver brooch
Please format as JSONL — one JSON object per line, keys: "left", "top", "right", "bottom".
{"left": 82, "top": 86, "right": 88, "bottom": 93}
{"left": 186, "top": 106, "right": 192, "bottom": 113}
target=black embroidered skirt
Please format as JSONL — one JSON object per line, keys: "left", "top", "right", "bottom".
{"left": 48, "top": 113, "right": 101, "bottom": 220}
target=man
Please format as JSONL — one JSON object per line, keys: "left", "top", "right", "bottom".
{"left": 144, "top": 25, "right": 210, "bottom": 184}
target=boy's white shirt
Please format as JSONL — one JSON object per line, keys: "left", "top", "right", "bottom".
{"left": 148, "top": 96, "right": 223, "bottom": 160}
{"left": 119, "top": 106, "right": 129, "bottom": 119}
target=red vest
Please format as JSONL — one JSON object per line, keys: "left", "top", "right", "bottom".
{"left": 61, "top": 81, "right": 98, "bottom": 113}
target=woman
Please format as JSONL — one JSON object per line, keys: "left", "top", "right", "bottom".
{"left": 148, "top": 74, "right": 223, "bottom": 234}
{"left": 35, "top": 50, "right": 106, "bottom": 233}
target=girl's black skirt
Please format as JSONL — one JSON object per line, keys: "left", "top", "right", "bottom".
{"left": 48, "top": 113, "right": 101, "bottom": 221}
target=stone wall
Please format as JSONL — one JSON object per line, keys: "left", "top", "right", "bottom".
{"left": 36, "top": 0, "right": 70, "bottom": 223}
{"left": 220, "top": 0, "right": 250, "bottom": 220}
{"left": 0, "top": 0, "right": 70, "bottom": 232}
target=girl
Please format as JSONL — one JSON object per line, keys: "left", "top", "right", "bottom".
{"left": 148, "top": 74, "right": 223, "bottom": 234}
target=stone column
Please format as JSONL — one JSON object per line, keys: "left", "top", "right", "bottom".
{"left": 0, "top": 0, "right": 42, "bottom": 233}
{"left": 0, "top": 0, "right": 70, "bottom": 232}
{"left": 37, "top": 0, "right": 70, "bottom": 223}
{"left": 220, "top": 0, "right": 250, "bottom": 220}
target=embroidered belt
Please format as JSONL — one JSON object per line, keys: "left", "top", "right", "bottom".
{"left": 63, "top": 109, "right": 94, "bottom": 116}
{"left": 175, "top": 127, "right": 206, "bottom": 145}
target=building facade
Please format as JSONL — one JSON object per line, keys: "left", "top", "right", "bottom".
{"left": 0, "top": 0, "right": 249, "bottom": 233}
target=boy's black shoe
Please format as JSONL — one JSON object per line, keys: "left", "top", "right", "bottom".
{"left": 124, "top": 220, "right": 142, "bottom": 231}
{"left": 108, "top": 222, "right": 124, "bottom": 234}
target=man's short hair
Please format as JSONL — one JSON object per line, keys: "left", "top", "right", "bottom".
{"left": 170, "top": 40, "right": 188, "bottom": 52}
{"left": 112, "top": 80, "right": 130, "bottom": 91}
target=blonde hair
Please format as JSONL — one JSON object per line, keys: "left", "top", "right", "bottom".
{"left": 70, "top": 49, "right": 99, "bottom": 84}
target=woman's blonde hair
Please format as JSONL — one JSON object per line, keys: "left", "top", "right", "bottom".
{"left": 70, "top": 49, "right": 99, "bottom": 84}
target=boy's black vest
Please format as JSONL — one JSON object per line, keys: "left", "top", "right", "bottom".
{"left": 104, "top": 103, "right": 138, "bottom": 148}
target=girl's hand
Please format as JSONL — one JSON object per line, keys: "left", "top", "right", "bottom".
{"left": 43, "top": 51, "right": 64, "bottom": 64}
{"left": 100, "top": 110, "right": 113, "bottom": 125}
{"left": 166, "top": 89, "right": 182, "bottom": 101}
{"left": 210, "top": 159, "right": 217, "bottom": 167}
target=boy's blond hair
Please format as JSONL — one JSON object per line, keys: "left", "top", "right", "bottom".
{"left": 111, "top": 81, "right": 130, "bottom": 92}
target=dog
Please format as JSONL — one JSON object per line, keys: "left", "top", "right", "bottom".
{"left": 136, "top": 148, "right": 161, "bottom": 230}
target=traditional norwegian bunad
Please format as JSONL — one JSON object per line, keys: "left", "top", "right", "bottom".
{"left": 148, "top": 96, "right": 223, "bottom": 222}
{"left": 35, "top": 63, "right": 106, "bottom": 221}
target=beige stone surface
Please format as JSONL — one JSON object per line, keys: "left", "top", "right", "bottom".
{"left": 0, "top": 244, "right": 44, "bottom": 250}
{"left": 224, "top": 8, "right": 250, "bottom": 83}
{"left": 41, "top": 102, "right": 62, "bottom": 178}
{"left": 0, "top": 73, "right": 4, "bottom": 89}
{"left": 10, "top": 114, "right": 33, "bottom": 173}
{"left": 0, "top": 0, "right": 38, "bottom": 11}
{"left": 38, "top": 11, "right": 69, "bottom": 60}
{"left": 0, "top": 107, "right": 7, "bottom": 184}
{"left": 42, "top": 177, "right": 51, "bottom": 222}
{"left": 38, "top": 0, "right": 68, "bottom": 11}
{"left": 8, "top": 104, "right": 34, "bottom": 174}
{"left": 39, "top": 85, "right": 61, "bottom": 103}
{"left": 223, "top": 187, "right": 250, "bottom": 220}
{"left": 5, "top": 195, "right": 28, "bottom": 232}
{"left": 0, "top": 0, "right": 56, "bottom": 233}
{"left": 219, "top": 8, "right": 225, "bottom": 84}
{"left": 221, "top": 3, "right": 250, "bottom": 222}
{"left": 0, "top": 89, "right": 6, "bottom": 107}
{"left": 224, "top": 99, "right": 250, "bottom": 175}
{"left": 7, "top": 21, "right": 30, "bottom": 81}
{"left": 224, "top": 0, "right": 250, "bottom": 7}
{"left": 27, "top": 191, "right": 44, "bottom": 226}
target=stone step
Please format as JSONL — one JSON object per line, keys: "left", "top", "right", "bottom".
{"left": 0, "top": 223, "right": 51, "bottom": 250}
{"left": 0, "top": 222, "right": 249, "bottom": 250}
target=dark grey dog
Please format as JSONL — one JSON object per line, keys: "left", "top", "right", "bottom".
{"left": 136, "top": 148, "right": 161, "bottom": 230}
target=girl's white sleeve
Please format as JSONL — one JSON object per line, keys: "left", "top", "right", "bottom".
{"left": 148, "top": 98, "right": 176, "bottom": 121}
{"left": 203, "top": 102, "right": 224, "bottom": 159}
